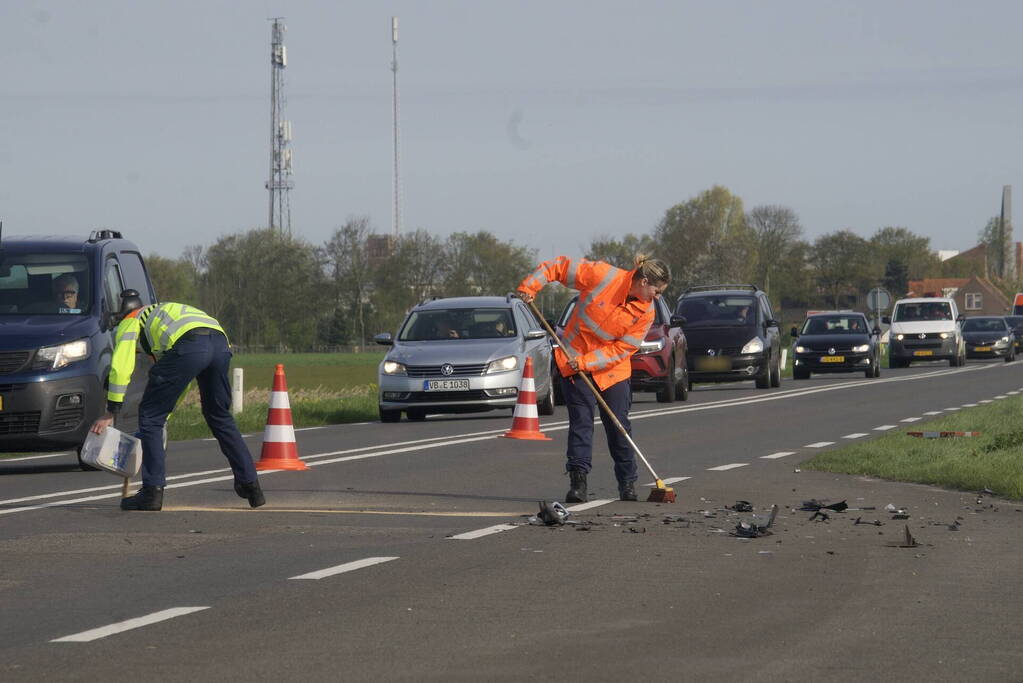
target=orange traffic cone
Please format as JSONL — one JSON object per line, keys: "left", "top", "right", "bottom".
{"left": 502, "top": 357, "right": 552, "bottom": 441}
{"left": 256, "top": 364, "right": 308, "bottom": 471}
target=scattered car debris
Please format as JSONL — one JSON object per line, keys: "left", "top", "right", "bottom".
{"left": 887, "top": 524, "right": 919, "bottom": 548}
{"left": 726, "top": 500, "right": 753, "bottom": 512}
{"left": 810, "top": 510, "right": 830, "bottom": 522}
{"left": 854, "top": 517, "right": 883, "bottom": 526}
{"left": 731, "top": 504, "right": 779, "bottom": 538}
{"left": 530, "top": 500, "right": 569, "bottom": 526}
{"left": 800, "top": 499, "right": 848, "bottom": 512}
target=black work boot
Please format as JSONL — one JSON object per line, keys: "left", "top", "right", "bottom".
{"left": 121, "top": 486, "right": 164, "bottom": 511}
{"left": 234, "top": 479, "right": 266, "bottom": 508}
{"left": 565, "top": 469, "right": 587, "bottom": 503}
{"left": 618, "top": 481, "right": 638, "bottom": 501}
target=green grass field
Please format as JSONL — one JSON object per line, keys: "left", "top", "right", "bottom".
{"left": 803, "top": 396, "right": 1023, "bottom": 499}
{"left": 166, "top": 351, "right": 385, "bottom": 440}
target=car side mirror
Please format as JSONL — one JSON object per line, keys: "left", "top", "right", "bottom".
{"left": 525, "top": 328, "right": 546, "bottom": 340}
{"left": 790, "top": 326, "right": 798, "bottom": 338}
{"left": 957, "top": 314, "right": 966, "bottom": 322}
{"left": 872, "top": 327, "right": 881, "bottom": 336}
{"left": 669, "top": 315, "right": 686, "bottom": 329}
{"left": 374, "top": 333, "right": 394, "bottom": 346}
{"left": 765, "top": 318, "right": 778, "bottom": 329}
{"left": 545, "top": 318, "right": 557, "bottom": 329}
{"left": 882, "top": 316, "right": 891, "bottom": 325}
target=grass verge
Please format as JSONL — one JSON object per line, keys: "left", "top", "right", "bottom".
{"left": 166, "top": 385, "right": 378, "bottom": 441}
{"left": 802, "top": 396, "right": 1023, "bottom": 499}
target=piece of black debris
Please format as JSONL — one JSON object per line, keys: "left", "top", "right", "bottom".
{"left": 535, "top": 500, "right": 568, "bottom": 526}
{"left": 948, "top": 521, "right": 961, "bottom": 531}
{"left": 626, "top": 527, "right": 646, "bottom": 534}
{"left": 810, "top": 510, "right": 830, "bottom": 522}
{"left": 822, "top": 500, "right": 848, "bottom": 512}
{"left": 887, "top": 524, "right": 919, "bottom": 548}
{"left": 799, "top": 499, "right": 825, "bottom": 511}
{"left": 731, "top": 505, "right": 778, "bottom": 538}
{"left": 892, "top": 513, "right": 910, "bottom": 520}
{"left": 854, "top": 517, "right": 883, "bottom": 527}
{"left": 727, "top": 500, "right": 754, "bottom": 512}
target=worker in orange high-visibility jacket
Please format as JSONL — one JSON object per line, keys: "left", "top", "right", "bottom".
{"left": 518, "top": 254, "right": 671, "bottom": 502}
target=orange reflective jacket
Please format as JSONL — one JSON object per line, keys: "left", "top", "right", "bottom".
{"left": 518, "top": 256, "right": 654, "bottom": 391}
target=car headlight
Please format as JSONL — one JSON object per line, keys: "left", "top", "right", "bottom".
{"left": 794, "top": 345, "right": 807, "bottom": 354}
{"left": 939, "top": 332, "right": 950, "bottom": 339}
{"left": 852, "top": 344, "right": 870, "bottom": 353}
{"left": 741, "top": 337, "right": 764, "bottom": 354}
{"left": 382, "top": 360, "right": 407, "bottom": 375}
{"left": 486, "top": 356, "right": 518, "bottom": 374}
{"left": 637, "top": 338, "right": 665, "bottom": 354}
{"left": 895, "top": 334, "right": 904, "bottom": 341}
{"left": 35, "top": 338, "right": 89, "bottom": 370}
{"left": 1000, "top": 336, "right": 1010, "bottom": 344}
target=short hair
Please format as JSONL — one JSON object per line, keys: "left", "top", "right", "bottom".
{"left": 53, "top": 274, "right": 79, "bottom": 293}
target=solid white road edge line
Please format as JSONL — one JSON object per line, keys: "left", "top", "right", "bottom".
{"left": 289, "top": 556, "right": 399, "bottom": 580}
{"left": 51, "top": 607, "right": 210, "bottom": 643}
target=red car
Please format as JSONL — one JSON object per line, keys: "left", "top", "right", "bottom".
{"left": 552, "top": 295, "right": 688, "bottom": 403}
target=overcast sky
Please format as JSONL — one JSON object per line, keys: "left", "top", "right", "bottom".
{"left": 3, "top": 1, "right": 1023, "bottom": 262}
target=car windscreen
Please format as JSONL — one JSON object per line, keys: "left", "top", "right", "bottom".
{"left": 892, "top": 301, "right": 953, "bottom": 322}
{"left": 1004, "top": 316, "right": 1023, "bottom": 330}
{"left": 801, "top": 315, "right": 868, "bottom": 335}
{"left": 398, "top": 308, "right": 516, "bottom": 341}
{"left": 0, "top": 253, "right": 91, "bottom": 315}
{"left": 676, "top": 295, "right": 754, "bottom": 327}
{"left": 962, "top": 318, "right": 1007, "bottom": 332}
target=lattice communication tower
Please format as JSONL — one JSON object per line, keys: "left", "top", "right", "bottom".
{"left": 266, "top": 18, "right": 294, "bottom": 235}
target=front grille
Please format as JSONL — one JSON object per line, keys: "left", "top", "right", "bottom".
{"left": 405, "top": 390, "right": 490, "bottom": 402}
{"left": 901, "top": 339, "right": 941, "bottom": 349}
{"left": 50, "top": 407, "right": 85, "bottom": 431}
{"left": 0, "top": 411, "right": 41, "bottom": 434}
{"left": 0, "top": 383, "right": 27, "bottom": 393}
{"left": 405, "top": 364, "right": 487, "bottom": 377}
{"left": 0, "top": 352, "right": 31, "bottom": 375}
{"left": 689, "top": 347, "right": 742, "bottom": 357}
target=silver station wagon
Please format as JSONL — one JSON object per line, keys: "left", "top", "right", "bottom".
{"left": 374, "top": 295, "right": 554, "bottom": 422}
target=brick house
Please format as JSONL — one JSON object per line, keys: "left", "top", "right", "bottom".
{"left": 906, "top": 275, "right": 1009, "bottom": 315}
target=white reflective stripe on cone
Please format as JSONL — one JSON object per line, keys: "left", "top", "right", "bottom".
{"left": 269, "top": 391, "right": 291, "bottom": 409}
{"left": 519, "top": 377, "right": 535, "bottom": 393}
{"left": 263, "top": 424, "right": 296, "bottom": 442}
{"left": 512, "top": 403, "right": 538, "bottom": 419}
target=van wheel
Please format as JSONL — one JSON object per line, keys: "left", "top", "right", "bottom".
{"left": 76, "top": 445, "right": 100, "bottom": 472}
{"left": 537, "top": 381, "right": 556, "bottom": 415}
{"left": 755, "top": 361, "right": 770, "bottom": 389}
{"left": 769, "top": 359, "right": 781, "bottom": 387}
{"left": 677, "top": 368, "right": 689, "bottom": 401}
{"left": 793, "top": 367, "right": 809, "bottom": 380}
{"left": 1006, "top": 350, "right": 1015, "bottom": 363}
{"left": 656, "top": 357, "right": 676, "bottom": 403}
{"left": 380, "top": 407, "right": 401, "bottom": 423}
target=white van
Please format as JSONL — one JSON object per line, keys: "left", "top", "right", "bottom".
{"left": 883, "top": 297, "right": 965, "bottom": 368}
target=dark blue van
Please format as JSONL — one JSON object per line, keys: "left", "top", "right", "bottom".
{"left": 0, "top": 230, "right": 157, "bottom": 469}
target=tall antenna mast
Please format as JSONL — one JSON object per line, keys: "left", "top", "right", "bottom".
{"left": 1001, "top": 185, "right": 1014, "bottom": 280}
{"left": 391, "top": 16, "right": 402, "bottom": 239}
{"left": 266, "top": 17, "right": 294, "bottom": 235}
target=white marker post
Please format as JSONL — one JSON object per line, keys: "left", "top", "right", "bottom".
{"left": 232, "top": 368, "right": 243, "bottom": 414}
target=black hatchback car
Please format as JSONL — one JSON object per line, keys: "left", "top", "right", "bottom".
{"left": 790, "top": 311, "right": 881, "bottom": 379}
{"left": 676, "top": 285, "right": 781, "bottom": 390}
{"left": 1002, "top": 316, "right": 1023, "bottom": 355}
{"left": 962, "top": 317, "right": 1015, "bottom": 362}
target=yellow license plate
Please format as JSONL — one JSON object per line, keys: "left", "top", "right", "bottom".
{"left": 913, "top": 350, "right": 933, "bottom": 356}
{"left": 974, "top": 346, "right": 991, "bottom": 352}
{"left": 0, "top": 395, "right": 3, "bottom": 410}
{"left": 820, "top": 356, "right": 845, "bottom": 363}
{"left": 696, "top": 356, "right": 732, "bottom": 372}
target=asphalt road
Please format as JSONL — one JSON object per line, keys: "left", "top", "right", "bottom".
{"left": 3, "top": 360, "right": 1023, "bottom": 681}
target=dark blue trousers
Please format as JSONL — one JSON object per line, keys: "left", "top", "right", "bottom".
{"left": 561, "top": 375, "right": 637, "bottom": 485}
{"left": 137, "top": 330, "right": 257, "bottom": 488}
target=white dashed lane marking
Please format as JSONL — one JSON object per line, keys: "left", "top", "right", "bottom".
{"left": 944, "top": 407, "right": 960, "bottom": 411}
{"left": 52, "top": 607, "right": 210, "bottom": 643}
{"left": 804, "top": 441, "right": 835, "bottom": 448}
{"left": 290, "top": 556, "right": 399, "bottom": 580}
{"left": 448, "top": 524, "right": 518, "bottom": 540}
{"left": 874, "top": 425, "right": 897, "bottom": 431}
{"left": 842, "top": 433, "right": 868, "bottom": 439}
{"left": 1008, "top": 391, "right": 1019, "bottom": 395}
{"left": 962, "top": 403, "right": 978, "bottom": 408}
{"left": 901, "top": 417, "right": 921, "bottom": 422}
{"left": 923, "top": 411, "right": 943, "bottom": 416}
{"left": 643, "top": 477, "right": 690, "bottom": 487}
{"left": 707, "top": 463, "right": 748, "bottom": 471}
{"left": 760, "top": 451, "right": 796, "bottom": 459}
{"left": 995, "top": 395, "right": 1008, "bottom": 399}
{"left": 979, "top": 400, "right": 993, "bottom": 404}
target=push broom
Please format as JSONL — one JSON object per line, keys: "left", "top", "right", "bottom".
{"left": 526, "top": 299, "right": 676, "bottom": 503}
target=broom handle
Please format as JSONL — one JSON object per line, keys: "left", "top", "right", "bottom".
{"left": 525, "top": 298, "right": 664, "bottom": 483}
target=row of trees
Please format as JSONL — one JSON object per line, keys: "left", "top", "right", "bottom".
{"left": 147, "top": 185, "right": 999, "bottom": 348}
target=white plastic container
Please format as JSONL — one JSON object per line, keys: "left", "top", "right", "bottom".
{"left": 79, "top": 427, "right": 142, "bottom": 477}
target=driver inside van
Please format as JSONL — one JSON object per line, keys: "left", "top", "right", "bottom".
{"left": 53, "top": 274, "right": 80, "bottom": 313}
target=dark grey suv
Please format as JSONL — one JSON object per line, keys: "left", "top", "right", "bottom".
{"left": 675, "top": 284, "right": 781, "bottom": 390}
